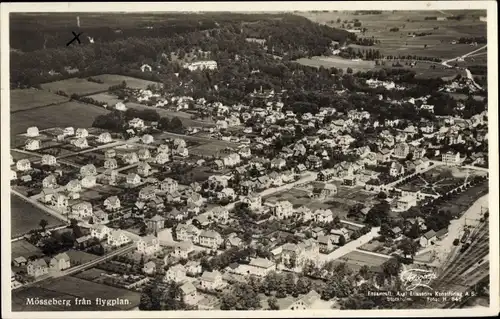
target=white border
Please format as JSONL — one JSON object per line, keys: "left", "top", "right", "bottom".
{"left": 1, "top": 2, "right": 498, "bottom": 318}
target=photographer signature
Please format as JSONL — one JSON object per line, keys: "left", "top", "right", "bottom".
{"left": 400, "top": 268, "right": 438, "bottom": 291}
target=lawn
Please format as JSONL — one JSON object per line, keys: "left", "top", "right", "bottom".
{"left": 65, "top": 250, "right": 100, "bottom": 264}
{"left": 92, "top": 74, "right": 162, "bottom": 89}
{"left": 73, "top": 268, "right": 110, "bottom": 281}
{"left": 295, "top": 55, "right": 375, "bottom": 72}
{"left": 40, "top": 78, "right": 108, "bottom": 96}
{"left": 11, "top": 194, "right": 65, "bottom": 239}
{"left": 12, "top": 276, "right": 141, "bottom": 311}
{"left": 338, "top": 250, "right": 390, "bottom": 272}
{"left": 11, "top": 101, "right": 109, "bottom": 137}
{"left": 436, "top": 181, "right": 488, "bottom": 217}
{"left": 10, "top": 89, "right": 69, "bottom": 112}
{"left": 11, "top": 239, "right": 43, "bottom": 260}
{"left": 396, "top": 165, "right": 485, "bottom": 195}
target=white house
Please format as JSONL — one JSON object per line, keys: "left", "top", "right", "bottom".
{"left": 115, "top": 102, "right": 127, "bottom": 112}
{"left": 183, "top": 60, "right": 218, "bottom": 71}
{"left": 16, "top": 159, "right": 31, "bottom": 171}
{"left": 76, "top": 128, "right": 89, "bottom": 138}
{"left": 25, "top": 139, "right": 41, "bottom": 150}
{"left": 199, "top": 270, "right": 224, "bottom": 290}
{"left": 80, "top": 164, "right": 97, "bottom": 177}
{"left": 137, "top": 235, "right": 161, "bottom": 256}
{"left": 26, "top": 126, "right": 39, "bottom": 137}
{"left": 442, "top": 151, "right": 461, "bottom": 166}
{"left": 123, "top": 152, "right": 139, "bottom": 165}
{"left": 107, "top": 230, "right": 132, "bottom": 247}
{"left": 164, "top": 264, "right": 187, "bottom": 283}
{"left": 27, "top": 259, "right": 48, "bottom": 278}
{"left": 81, "top": 175, "right": 97, "bottom": 188}
{"left": 270, "top": 200, "right": 294, "bottom": 219}
{"left": 171, "top": 241, "right": 195, "bottom": 260}
{"left": 127, "top": 173, "right": 142, "bottom": 185}
{"left": 98, "top": 132, "right": 113, "bottom": 143}
{"left": 49, "top": 253, "right": 71, "bottom": 271}
{"left": 156, "top": 152, "right": 170, "bottom": 164}
{"left": 91, "top": 224, "right": 111, "bottom": 240}
{"left": 64, "top": 127, "right": 75, "bottom": 136}
{"left": 42, "top": 175, "right": 58, "bottom": 189}
{"left": 41, "top": 155, "right": 57, "bottom": 166}
{"left": 129, "top": 118, "right": 145, "bottom": 129}
{"left": 72, "top": 138, "right": 89, "bottom": 149}
{"left": 104, "top": 196, "right": 121, "bottom": 211}
{"left": 72, "top": 201, "right": 93, "bottom": 218}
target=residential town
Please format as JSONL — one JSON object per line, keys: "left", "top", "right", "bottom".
{"left": 9, "top": 9, "right": 490, "bottom": 313}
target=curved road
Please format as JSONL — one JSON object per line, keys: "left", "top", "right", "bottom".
{"left": 441, "top": 45, "right": 487, "bottom": 90}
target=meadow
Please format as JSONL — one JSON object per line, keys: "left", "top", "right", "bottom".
{"left": 11, "top": 239, "right": 43, "bottom": 260}
{"left": 10, "top": 89, "right": 69, "bottom": 112}
{"left": 11, "top": 194, "right": 65, "bottom": 239}
{"left": 92, "top": 74, "right": 162, "bottom": 89}
{"left": 41, "top": 78, "right": 108, "bottom": 96}
{"left": 11, "top": 101, "right": 109, "bottom": 137}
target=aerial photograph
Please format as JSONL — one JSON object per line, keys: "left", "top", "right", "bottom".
{"left": 7, "top": 7, "right": 491, "bottom": 313}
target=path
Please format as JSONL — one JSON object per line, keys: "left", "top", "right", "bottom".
{"left": 11, "top": 189, "right": 69, "bottom": 223}
{"left": 441, "top": 45, "right": 487, "bottom": 90}
{"left": 55, "top": 140, "right": 125, "bottom": 159}
{"left": 318, "top": 227, "right": 380, "bottom": 262}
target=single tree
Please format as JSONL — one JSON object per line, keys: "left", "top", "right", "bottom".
{"left": 39, "top": 219, "right": 48, "bottom": 231}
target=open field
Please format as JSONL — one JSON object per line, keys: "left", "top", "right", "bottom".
{"left": 73, "top": 268, "right": 111, "bottom": 281}
{"left": 295, "top": 55, "right": 375, "bottom": 72}
{"left": 435, "top": 181, "right": 488, "bottom": 217}
{"left": 92, "top": 74, "right": 162, "bottom": 89}
{"left": 337, "top": 250, "right": 389, "bottom": 272}
{"left": 12, "top": 276, "right": 141, "bottom": 311}
{"left": 41, "top": 78, "right": 108, "bottom": 96}
{"left": 295, "top": 55, "right": 463, "bottom": 79}
{"left": 12, "top": 239, "right": 43, "bottom": 260}
{"left": 88, "top": 92, "right": 143, "bottom": 108}
{"left": 10, "top": 89, "right": 69, "bottom": 112}
{"left": 11, "top": 194, "right": 65, "bottom": 239}
{"left": 11, "top": 101, "right": 109, "bottom": 137}
{"left": 298, "top": 11, "right": 487, "bottom": 67}
{"left": 88, "top": 92, "right": 214, "bottom": 128}
{"left": 66, "top": 250, "right": 101, "bottom": 264}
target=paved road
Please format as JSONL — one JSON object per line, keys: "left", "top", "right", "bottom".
{"left": 15, "top": 244, "right": 136, "bottom": 290}
{"left": 13, "top": 148, "right": 81, "bottom": 168}
{"left": 441, "top": 45, "right": 487, "bottom": 90}
{"left": 56, "top": 141, "right": 125, "bottom": 159}
{"left": 54, "top": 244, "right": 136, "bottom": 278}
{"left": 318, "top": 227, "right": 380, "bottom": 263}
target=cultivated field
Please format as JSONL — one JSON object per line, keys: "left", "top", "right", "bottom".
{"left": 41, "top": 78, "right": 108, "bottom": 96}
{"left": 11, "top": 194, "right": 65, "bottom": 239}
{"left": 10, "top": 89, "right": 68, "bottom": 112}
{"left": 92, "top": 74, "right": 162, "bottom": 89}
{"left": 12, "top": 276, "right": 141, "bottom": 311}
{"left": 297, "top": 10, "right": 487, "bottom": 77}
{"left": 11, "top": 239, "right": 43, "bottom": 260}
{"left": 11, "top": 101, "right": 109, "bottom": 137}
